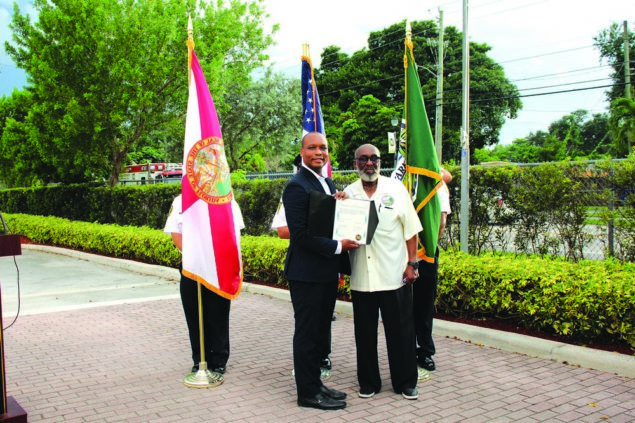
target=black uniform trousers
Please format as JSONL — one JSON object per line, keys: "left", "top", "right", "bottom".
{"left": 180, "top": 269, "right": 231, "bottom": 369}
{"left": 288, "top": 279, "right": 338, "bottom": 398}
{"left": 412, "top": 246, "right": 440, "bottom": 357}
{"left": 351, "top": 284, "right": 418, "bottom": 394}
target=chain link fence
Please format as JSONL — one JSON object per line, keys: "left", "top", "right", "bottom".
{"left": 246, "top": 160, "right": 635, "bottom": 263}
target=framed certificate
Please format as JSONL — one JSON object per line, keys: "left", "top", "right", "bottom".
{"left": 333, "top": 198, "right": 372, "bottom": 244}
{"left": 308, "top": 191, "right": 378, "bottom": 244}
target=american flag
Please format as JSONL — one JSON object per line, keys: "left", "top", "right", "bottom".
{"left": 301, "top": 52, "right": 330, "bottom": 176}
{"left": 301, "top": 56, "right": 324, "bottom": 135}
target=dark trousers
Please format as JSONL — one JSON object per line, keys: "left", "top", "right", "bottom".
{"left": 351, "top": 284, "right": 418, "bottom": 394}
{"left": 180, "top": 270, "right": 231, "bottom": 368}
{"left": 412, "top": 247, "right": 439, "bottom": 357}
{"left": 288, "top": 279, "right": 338, "bottom": 398}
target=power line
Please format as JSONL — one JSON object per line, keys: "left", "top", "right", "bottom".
{"left": 510, "top": 64, "right": 613, "bottom": 82}
{"left": 438, "top": 75, "right": 616, "bottom": 97}
{"left": 444, "top": 82, "right": 628, "bottom": 106}
{"left": 498, "top": 45, "right": 595, "bottom": 64}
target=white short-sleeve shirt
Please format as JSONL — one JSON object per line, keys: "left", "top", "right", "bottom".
{"left": 270, "top": 201, "right": 287, "bottom": 230}
{"left": 344, "top": 176, "right": 423, "bottom": 292}
{"left": 164, "top": 194, "right": 245, "bottom": 235}
{"left": 438, "top": 182, "right": 451, "bottom": 214}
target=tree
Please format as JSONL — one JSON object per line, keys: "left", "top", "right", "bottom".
{"left": 219, "top": 69, "right": 301, "bottom": 172}
{"left": 0, "top": 89, "right": 59, "bottom": 186}
{"left": 594, "top": 22, "right": 634, "bottom": 104}
{"left": 548, "top": 110, "right": 612, "bottom": 159}
{"left": 580, "top": 113, "right": 612, "bottom": 156}
{"left": 337, "top": 95, "right": 397, "bottom": 168}
{"left": 474, "top": 111, "right": 612, "bottom": 164}
{"left": 315, "top": 20, "right": 522, "bottom": 164}
{"left": 5, "top": 0, "right": 275, "bottom": 186}
{"left": 473, "top": 137, "right": 539, "bottom": 164}
{"left": 609, "top": 97, "right": 635, "bottom": 156}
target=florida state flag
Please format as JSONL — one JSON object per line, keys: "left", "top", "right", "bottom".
{"left": 182, "top": 29, "right": 242, "bottom": 300}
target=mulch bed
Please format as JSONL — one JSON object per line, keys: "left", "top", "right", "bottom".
{"left": 434, "top": 312, "right": 634, "bottom": 356}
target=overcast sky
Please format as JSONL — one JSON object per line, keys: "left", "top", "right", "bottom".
{"left": 1, "top": 0, "right": 632, "bottom": 145}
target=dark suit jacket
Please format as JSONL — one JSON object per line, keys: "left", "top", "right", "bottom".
{"left": 282, "top": 167, "right": 350, "bottom": 282}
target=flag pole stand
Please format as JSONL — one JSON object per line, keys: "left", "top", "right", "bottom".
{"left": 183, "top": 361, "right": 223, "bottom": 388}
{"left": 183, "top": 282, "right": 223, "bottom": 389}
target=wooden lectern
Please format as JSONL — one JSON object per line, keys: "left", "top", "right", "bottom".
{"left": 0, "top": 234, "right": 27, "bottom": 422}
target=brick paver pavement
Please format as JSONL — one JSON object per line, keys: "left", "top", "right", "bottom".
{"left": 4, "top": 289, "right": 635, "bottom": 422}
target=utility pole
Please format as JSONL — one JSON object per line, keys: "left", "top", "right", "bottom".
{"left": 459, "top": 0, "right": 470, "bottom": 253}
{"left": 624, "top": 21, "right": 632, "bottom": 154}
{"left": 434, "top": 9, "right": 445, "bottom": 162}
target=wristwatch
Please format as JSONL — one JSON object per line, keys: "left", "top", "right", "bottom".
{"left": 407, "top": 261, "right": 419, "bottom": 270}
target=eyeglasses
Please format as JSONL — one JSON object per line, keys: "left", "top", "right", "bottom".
{"left": 355, "top": 155, "right": 381, "bottom": 164}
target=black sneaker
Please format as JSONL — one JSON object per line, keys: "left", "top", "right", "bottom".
{"left": 402, "top": 387, "right": 418, "bottom": 400}
{"left": 320, "top": 357, "right": 332, "bottom": 370}
{"left": 358, "top": 388, "right": 375, "bottom": 398}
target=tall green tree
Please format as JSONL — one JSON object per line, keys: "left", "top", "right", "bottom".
{"left": 0, "top": 89, "right": 59, "bottom": 187}
{"left": 315, "top": 20, "right": 522, "bottom": 164}
{"left": 5, "top": 0, "right": 275, "bottom": 186}
{"left": 220, "top": 70, "right": 301, "bottom": 172}
{"left": 594, "top": 21, "right": 634, "bottom": 104}
{"left": 337, "top": 95, "right": 397, "bottom": 167}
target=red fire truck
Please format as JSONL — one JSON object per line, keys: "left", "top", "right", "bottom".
{"left": 155, "top": 165, "right": 183, "bottom": 184}
{"left": 119, "top": 163, "right": 181, "bottom": 185}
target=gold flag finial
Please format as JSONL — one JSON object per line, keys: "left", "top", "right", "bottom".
{"left": 187, "top": 14, "right": 194, "bottom": 51}
{"left": 187, "top": 15, "right": 194, "bottom": 75}
{"left": 302, "top": 43, "right": 310, "bottom": 58}
{"left": 405, "top": 20, "right": 413, "bottom": 59}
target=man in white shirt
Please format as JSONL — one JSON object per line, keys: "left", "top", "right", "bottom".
{"left": 344, "top": 143, "right": 421, "bottom": 401}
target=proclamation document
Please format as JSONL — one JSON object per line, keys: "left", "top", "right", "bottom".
{"left": 332, "top": 198, "right": 373, "bottom": 244}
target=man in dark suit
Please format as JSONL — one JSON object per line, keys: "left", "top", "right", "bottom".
{"left": 282, "top": 131, "right": 360, "bottom": 410}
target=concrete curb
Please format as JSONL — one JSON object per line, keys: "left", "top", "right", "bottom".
{"left": 23, "top": 244, "right": 635, "bottom": 378}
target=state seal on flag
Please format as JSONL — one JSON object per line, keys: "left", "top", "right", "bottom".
{"left": 186, "top": 136, "right": 232, "bottom": 205}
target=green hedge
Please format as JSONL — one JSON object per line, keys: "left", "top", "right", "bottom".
{"left": 439, "top": 251, "right": 635, "bottom": 349}
{"left": 6, "top": 213, "right": 634, "bottom": 350}
{"left": 1, "top": 159, "right": 634, "bottom": 263}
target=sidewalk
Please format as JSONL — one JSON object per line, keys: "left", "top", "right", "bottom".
{"left": 1, "top": 246, "right": 633, "bottom": 422}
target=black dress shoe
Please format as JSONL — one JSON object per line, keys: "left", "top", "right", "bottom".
{"left": 212, "top": 366, "right": 226, "bottom": 374}
{"left": 420, "top": 355, "right": 435, "bottom": 371}
{"left": 297, "top": 392, "right": 346, "bottom": 410}
{"left": 320, "top": 385, "right": 347, "bottom": 400}
{"left": 320, "top": 357, "right": 332, "bottom": 370}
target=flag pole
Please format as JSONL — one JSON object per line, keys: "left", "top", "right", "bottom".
{"left": 183, "top": 14, "right": 224, "bottom": 389}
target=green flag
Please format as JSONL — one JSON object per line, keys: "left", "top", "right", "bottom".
{"left": 404, "top": 25, "right": 442, "bottom": 263}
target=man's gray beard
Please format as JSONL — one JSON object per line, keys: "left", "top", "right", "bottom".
{"left": 358, "top": 169, "right": 380, "bottom": 182}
